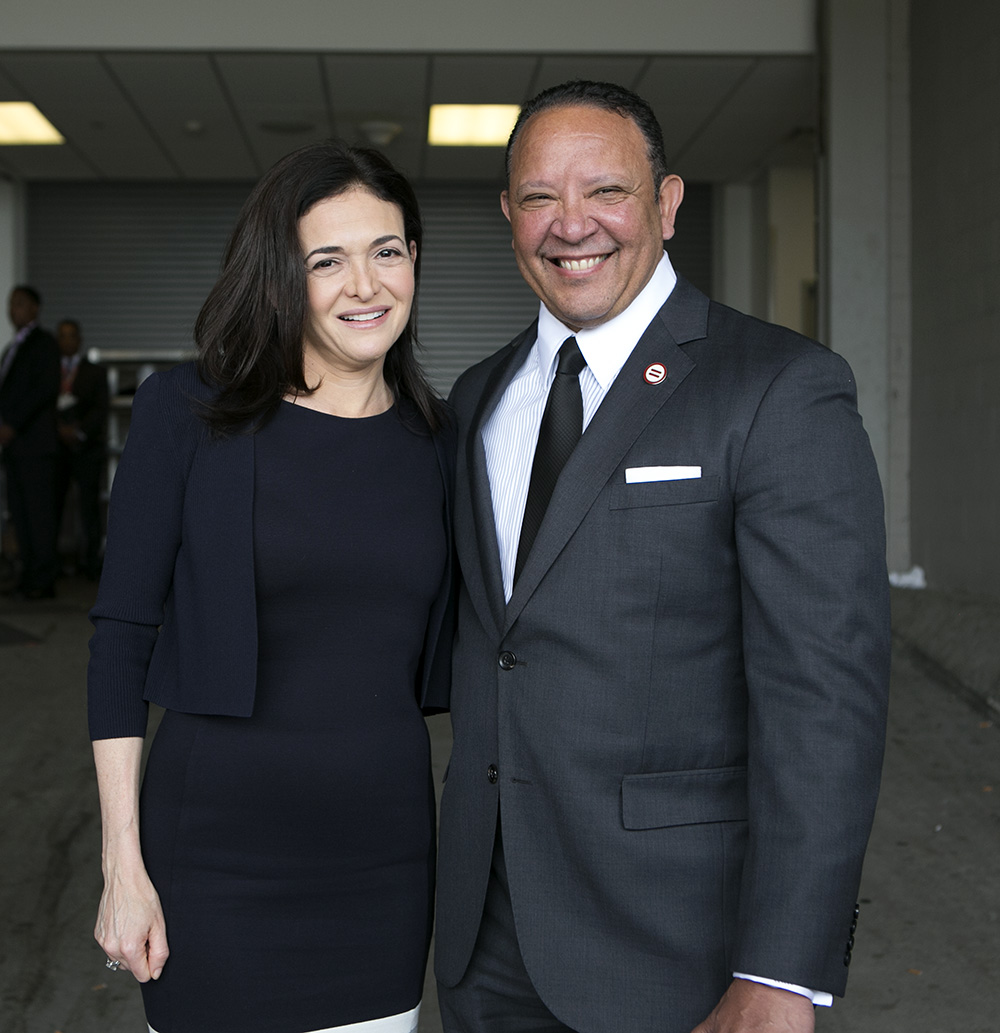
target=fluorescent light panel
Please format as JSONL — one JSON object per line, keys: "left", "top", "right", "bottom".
{"left": 0, "top": 102, "right": 64, "bottom": 145}
{"left": 428, "top": 104, "right": 520, "bottom": 146}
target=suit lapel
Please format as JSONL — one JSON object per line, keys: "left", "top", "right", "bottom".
{"left": 455, "top": 325, "right": 537, "bottom": 636}
{"left": 504, "top": 281, "right": 709, "bottom": 630}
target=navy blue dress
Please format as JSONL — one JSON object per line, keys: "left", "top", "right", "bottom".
{"left": 139, "top": 401, "right": 446, "bottom": 1033}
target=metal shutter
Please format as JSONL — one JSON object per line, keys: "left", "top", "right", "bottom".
{"left": 415, "top": 182, "right": 537, "bottom": 393}
{"left": 27, "top": 180, "right": 711, "bottom": 395}
{"left": 27, "top": 182, "right": 250, "bottom": 354}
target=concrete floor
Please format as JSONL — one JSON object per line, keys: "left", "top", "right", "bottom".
{"left": 1, "top": 578, "right": 998, "bottom": 1033}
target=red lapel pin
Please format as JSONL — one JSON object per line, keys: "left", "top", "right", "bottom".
{"left": 644, "top": 363, "right": 666, "bottom": 384}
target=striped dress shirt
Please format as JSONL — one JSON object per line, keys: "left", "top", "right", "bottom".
{"left": 482, "top": 251, "right": 677, "bottom": 602}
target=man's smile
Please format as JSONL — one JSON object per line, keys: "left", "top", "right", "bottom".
{"left": 551, "top": 254, "right": 611, "bottom": 272}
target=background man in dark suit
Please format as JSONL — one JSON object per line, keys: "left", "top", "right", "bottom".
{"left": 435, "top": 81, "right": 891, "bottom": 1033}
{"left": 54, "top": 319, "right": 109, "bottom": 580}
{"left": 0, "top": 285, "right": 61, "bottom": 599}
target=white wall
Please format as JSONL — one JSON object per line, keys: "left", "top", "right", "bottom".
{"left": 0, "top": 178, "right": 26, "bottom": 307}
{"left": 4, "top": 1, "right": 816, "bottom": 53}
{"left": 821, "top": 0, "right": 911, "bottom": 573}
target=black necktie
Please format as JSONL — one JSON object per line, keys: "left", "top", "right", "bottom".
{"left": 514, "top": 336, "right": 586, "bottom": 586}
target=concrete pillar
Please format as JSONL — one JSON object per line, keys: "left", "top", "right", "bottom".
{"left": 885, "top": 0, "right": 912, "bottom": 576}
{"left": 821, "top": 0, "right": 911, "bottom": 572}
{"left": 0, "top": 177, "right": 26, "bottom": 305}
{"left": 712, "top": 180, "right": 769, "bottom": 321}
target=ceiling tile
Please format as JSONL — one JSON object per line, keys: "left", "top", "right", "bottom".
{"left": 324, "top": 54, "right": 430, "bottom": 120}
{"left": 0, "top": 62, "right": 96, "bottom": 178}
{"left": 0, "top": 50, "right": 819, "bottom": 185}
{"left": 0, "top": 52, "right": 177, "bottom": 178}
{"left": 105, "top": 53, "right": 259, "bottom": 179}
{"left": 0, "top": 142, "right": 98, "bottom": 180}
{"left": 215, "top": 53, "right": 330, "bottom": 171}
{"left": 430, "top": 55, "right": 537, "bottom": 103}
{"left": 0, "top": 62, "right": 30, "bottom": 102}
{"left": 325, "top": 54, "right": 429, "bottom": 173}
{"left": 672, "top": 57, "right": 816, "bottom": 181}
{"left": 635, "top": 56, "right": 756, "bottom": 169}
{"left": 533, "top": 56, "right": 649, "bottom": 94}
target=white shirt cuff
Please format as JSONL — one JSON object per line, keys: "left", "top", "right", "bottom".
{"left": 733, "top": 973, "right": 834, "bottom": 1007}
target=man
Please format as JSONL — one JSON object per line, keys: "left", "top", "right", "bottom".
{"left": 435, "top": 81, "right": 891, "bottom": 1033}
{"left": 0, "top": 286, "right": 61, "bottom": 599}
{"left": 54, "top": 319, "right": 108, "bottom": 580}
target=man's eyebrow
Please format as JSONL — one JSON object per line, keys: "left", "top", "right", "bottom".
{"left": 515, "top": 176, "right": 630, "bottom": 193}
{"left": 304, "top": 234, "right": 404, "bottom": 262}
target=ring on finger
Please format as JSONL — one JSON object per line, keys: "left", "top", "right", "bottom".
{"left": 106, "top": 957, "right": 121, "bottom": 971}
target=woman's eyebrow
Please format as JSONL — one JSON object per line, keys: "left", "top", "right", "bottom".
{"left": 304, "top": 234, "right": 404, "bottom": 262}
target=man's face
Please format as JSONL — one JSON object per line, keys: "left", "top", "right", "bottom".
{"left": 57, "top": 323, "right": 81, "bottom": 358}
{"left": 8, "top": 290, "right": 38, "bottom": 331}
{"left": 501, "top": 104, "right": 683, "bottom": 332}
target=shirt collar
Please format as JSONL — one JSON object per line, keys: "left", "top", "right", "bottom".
{"left": 13, "top": 320, "right": 37, "bottom": 346}
{"left": 534, "top": 251, "right": 678, "bottom": 389}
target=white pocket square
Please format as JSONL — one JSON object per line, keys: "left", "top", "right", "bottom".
{"left": 625, "top": 466, "right": 702, "bottom": 483}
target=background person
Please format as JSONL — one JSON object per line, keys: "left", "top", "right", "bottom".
{"left": 0, "top": 285, "right": 60, "bottom": 600}
{"left": 435, "top": 80, "right": 891, "bottom": 1033}
{"left": 54, "top": 319, "right": 109, "bottom": 580}
{"left": 88, "top": 139, "right": 453, "bottom": 1033}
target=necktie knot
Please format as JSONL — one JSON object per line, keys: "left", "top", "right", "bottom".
{"left": 556, "top": 336, "right": 586, "bottom": 378}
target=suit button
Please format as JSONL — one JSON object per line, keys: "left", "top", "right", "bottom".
{"left": 843, "top": 951, "right": 852, "bottom": 967}
{"left": 487, "top": 764, "right": 499, "bottom": 784}
{"left": 498, "top": 651, "right": 516, "bottom": 670}
{"left": 846, "top": 935, "right": 855, "bottom": 950}
{"left": 850, "top": 919, "right": 858, "bottom": 934}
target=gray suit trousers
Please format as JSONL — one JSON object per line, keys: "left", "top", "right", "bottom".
{"left": 438, "top": 818, "right": 577, "bottom": 1033}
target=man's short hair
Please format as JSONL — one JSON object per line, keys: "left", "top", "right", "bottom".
{"left": 57, "top": 319, "right": 81, "bottom": 335}
{"left": 11, "top": 284, "right": 42, "bottom": 307}
{"left": 506, "top": 80, "right": 669, "bottom": 191}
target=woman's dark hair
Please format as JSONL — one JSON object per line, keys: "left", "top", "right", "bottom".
{"left": 195, "top": 138, "right": 443, "bottom": 433}
{"left": 506, "top": 80, "right": 669, "bottom": 192}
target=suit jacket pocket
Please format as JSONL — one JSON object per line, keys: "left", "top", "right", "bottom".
{"left": 621, "top": 766, "right": 747, "bottom": 829}
{"left": 609, "top": 475, "right": 720, "bottom": 510}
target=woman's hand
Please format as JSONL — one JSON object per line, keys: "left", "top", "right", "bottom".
{"left": 91, "top": 737, "right": 168, "bottom": 982}
{"left": 95, "top": 856, "right": 169, "bottom": 982}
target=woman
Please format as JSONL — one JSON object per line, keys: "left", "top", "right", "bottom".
{"left": 88, "top": 140, "right": 453, "bottom": 1033}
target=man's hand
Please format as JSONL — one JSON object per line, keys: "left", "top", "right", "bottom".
{"left": 690, "top": 979, "right": 816, "bottom": 1033}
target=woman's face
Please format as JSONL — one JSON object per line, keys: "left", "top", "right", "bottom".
{"left": 298, "top": 188, "right": 416, "bottom": 378}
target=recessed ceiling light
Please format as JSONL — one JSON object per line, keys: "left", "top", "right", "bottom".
{"left": 0, "top": 102, "right": 64, "bottom": 145}
{"left": 428, "top": 104, "right": 520, "bottom": 147}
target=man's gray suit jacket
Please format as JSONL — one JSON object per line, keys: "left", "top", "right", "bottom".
{"left": 434, "top": 277, "right": 891, "bottom": 1033}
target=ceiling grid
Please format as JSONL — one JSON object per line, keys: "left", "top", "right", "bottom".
{"left": 0, "top": 50, "right": 817, "bottom": 184}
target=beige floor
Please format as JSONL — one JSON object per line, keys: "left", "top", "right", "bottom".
{"left": 1, "top": 577, "right": 998, "bottom": 1033}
